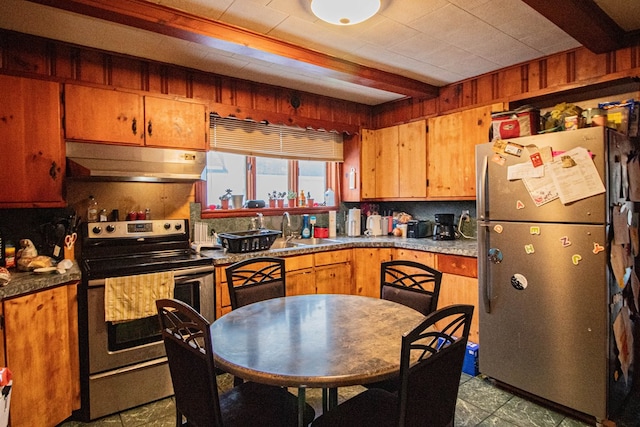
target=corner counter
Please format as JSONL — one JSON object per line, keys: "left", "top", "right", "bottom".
{"left": 201, "top": 236, "right": 477, "bottom": 265}
{"left": 0, "top": 262, "right": 81, "bottom": 299}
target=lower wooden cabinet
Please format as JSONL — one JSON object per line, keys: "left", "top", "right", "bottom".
{"left": 314, "top": 250, "right": 352, "bottom": 294}
{"left": 285, "top": 254, "right": 314, "bottom": 296}
{"left": 353, "top": 248, "right": 392, "bottom": 297}
{"left": 3, "top": 282, "right": 80, "bottom": 427}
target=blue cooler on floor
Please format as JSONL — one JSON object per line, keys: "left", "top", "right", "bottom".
{"left": 463, "top": 342, "right": 479, "bottom": 376}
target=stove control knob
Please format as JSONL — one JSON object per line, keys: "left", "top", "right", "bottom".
{"left": 164, "top": 223, "right": 171, "bottom": 230}
{"left": 106, "top": 224, "right": 116, "bottom": 233}
{"left": 92, "top": 226, "right": 102, "bottom": 235}
{"left": 175, "top": 223, "right": 182, "bottom": 231}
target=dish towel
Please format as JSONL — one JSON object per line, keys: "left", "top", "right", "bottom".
{"left": 104, "top": 271, "right": 175, "bottom": 322}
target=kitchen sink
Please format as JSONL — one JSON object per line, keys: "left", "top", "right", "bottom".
{"left": 294, "top": 238, "right": 341, "bottom": 246}
{"left": 270, "top": 238, "right": 303, "bottom": 249}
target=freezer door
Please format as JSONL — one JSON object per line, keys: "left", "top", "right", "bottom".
{"left": 478, "top": 221, "right": 609, "bottom": 418}
{"left": 476, "top": 127, "right": 608, "bottom": 224}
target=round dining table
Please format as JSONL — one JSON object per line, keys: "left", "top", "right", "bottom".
{"left": 211, "top": 293, "right": 425, "bottom": 425}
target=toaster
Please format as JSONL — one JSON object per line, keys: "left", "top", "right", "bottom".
{"left": 406, "top": 220, "right": 432, "bottom": 238}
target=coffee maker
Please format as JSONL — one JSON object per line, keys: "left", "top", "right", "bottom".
{"left": 433, "top": 213, "right": 456, "bottom": 240}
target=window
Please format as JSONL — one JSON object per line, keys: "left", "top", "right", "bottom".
{"left": 202, "top": 153, "right": 332, "bottom": 209}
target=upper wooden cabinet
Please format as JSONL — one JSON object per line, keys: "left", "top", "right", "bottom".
{"left": 361, "top": 120, "right": 427, "bottom": 200}
{"left": 0, "top": 75, "right": 65, "bottom": 208}
{"left": 427, "top": 104, "right": 502, "bottom": 199}
{"left": 64, "top": 84, "right": 208, "bottom": 150}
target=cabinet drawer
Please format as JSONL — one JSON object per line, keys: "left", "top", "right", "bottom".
{"left": 285, "top": 254, "right": 314, "bottom": 271}
{"left": 436, "top": 254, "right": 477, "bottom": 278}
{"left": 314, "top": 249, "right": 352, "bottom": 266}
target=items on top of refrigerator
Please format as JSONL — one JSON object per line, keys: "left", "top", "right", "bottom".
{"left": 599, "top": 99, "right": 638, "bottom": 137}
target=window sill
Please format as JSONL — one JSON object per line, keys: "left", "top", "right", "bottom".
{"left": 201, "top": 206, "right": 337, "bottom": 219}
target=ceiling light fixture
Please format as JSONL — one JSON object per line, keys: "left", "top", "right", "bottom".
{"left": 311, "top": 0, "right": 381, "bottom": 26}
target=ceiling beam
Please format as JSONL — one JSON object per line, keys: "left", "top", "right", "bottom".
{"left": 27, "top": 0, "right": 439, "bottom": 100}
{"left": 521, "top": 0, "right": 626, "bottom": 54}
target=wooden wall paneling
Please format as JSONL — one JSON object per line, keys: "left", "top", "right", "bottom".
{"left": 2, "top": 32, "right": 50, "bottom": 75}
{"left": 53, "top": 43, "right": 75, "bottom": 80}
{"left": 575, "top": 48, "right": 608, "bottom": 82}
{"left": 191, "top": 71, "right": 219, "bottom": 102}
{"left": 475, "top": 73, "right": 496, "bottom": 105}
{"left": 110, "top": 55, "right": 145, "bottom": 91}
{"left": 147, "top": 62, "right": 164, "bottom": 93}
{"left": 329, "top": 99, "right": 348, "bottom": 124}
{"left": 253, "top": 84, "right": 278, "bottom": 112}
{"left": 543, "top": 52, "right": 569, "bottom": 89}
{"left": 77, "top": 50, "right": 108, "bottom": 85}
{"left": 614, "top": 47, "right": 635, "bottom": 72}
{"left": 166, "top": 67, "right": 188, "bottom": 97}
{"left": 438, "top": 83, "right": 462, "bottom": 114}
{"left": 233, "top": 79, "right": 256, "bottom": 108}
{"left": 498, "top": 67, "right": 524, "bottom": 99}
{"left": 460, "top": 79, "right": 477, "bottom": 108}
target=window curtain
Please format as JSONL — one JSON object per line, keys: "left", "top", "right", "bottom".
{"left": 210, "top": 116, "right": 343, "bottom": 161}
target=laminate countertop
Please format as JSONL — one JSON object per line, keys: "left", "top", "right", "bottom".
{"left": 0, "top": 262, "right": 81, "bottom": 300}
{"left": 2, "top": 236, "right": 476, "bottom": 298}
{"left": 201, "top": 235, "right": 478, "bottom": 265}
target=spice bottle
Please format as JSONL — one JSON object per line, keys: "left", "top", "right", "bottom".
{"left": 87, "top": 195, "right": 99, "bottom": 222}
{"left": 299, "top": 190, "right": 306, "bottom": 207}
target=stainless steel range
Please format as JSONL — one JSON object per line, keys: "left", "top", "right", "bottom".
{"left": 77, "top": 218, "right": 214, "bottom": 421}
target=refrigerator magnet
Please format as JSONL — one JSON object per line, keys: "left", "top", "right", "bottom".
{"left": 592, "top": 243, "right": 605, "bottom": 254}
{"left": 516, "top": 200, "right": 525, "bottom": 209}
{"left": 560, "top": 236, "right": 571, "bottom": 247}
{"left": 572, "top": 254, "right": 582, "bottom": 265}
{"left": 524, "top": 244, "right": 535, "bottom": 254}
{"left": 493, "top": 224, "right": 503, "bottom": 233}
{"left": 491, "top": 153, "right": 506, "bottom": 166}
{"left": 511, "top": 274, "right": 528, "bottom": 290}
{"left": 530, "top": 226, "right": 541, "bottom": 235}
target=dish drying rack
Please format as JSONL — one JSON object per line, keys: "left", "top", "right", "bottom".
{"left": 191, "top": 221, "right": 219, "bottom": 252}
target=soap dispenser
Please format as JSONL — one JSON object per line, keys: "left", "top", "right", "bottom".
{"left": 301, "top": 214, "right": 311, "bottom": 238}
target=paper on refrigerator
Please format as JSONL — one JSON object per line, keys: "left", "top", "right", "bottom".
{"left": 546, "top": 147, "right": 606, "bottom": 204}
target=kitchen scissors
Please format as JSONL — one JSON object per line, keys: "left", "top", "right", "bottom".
{"left": 65, "top": 233, "right": 77, "bottom": 249}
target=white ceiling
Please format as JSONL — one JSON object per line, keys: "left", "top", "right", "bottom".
{"left": 0, "top": 0, "right": 637, "bottom": 105}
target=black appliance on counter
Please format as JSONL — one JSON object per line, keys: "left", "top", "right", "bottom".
{"left": 77, "top": 218, "right": 214, "bottom": 421}
{"left": 433, "top": 213, "right": 456, "bottom": 240}
{"left": 406, "top": 220, "right": 431, "bottom": 238}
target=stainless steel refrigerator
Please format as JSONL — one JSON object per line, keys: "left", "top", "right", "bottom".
{"left": 476, "top": 126, "right": 634, "bottom": 421}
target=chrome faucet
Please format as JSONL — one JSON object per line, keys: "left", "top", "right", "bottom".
{"left": 282, "top": 211, "right": 291, "bottom": 239}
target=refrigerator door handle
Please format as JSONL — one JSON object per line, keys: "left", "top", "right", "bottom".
{"left": 478, "top": 222, "right": 491, "bottom": 313}
{"left": 478, "top": 154, "right": 488, "bottom": 220}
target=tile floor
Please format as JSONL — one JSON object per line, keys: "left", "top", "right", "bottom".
{"left": 59, "top": 373, "right": 640, "bottom": 427}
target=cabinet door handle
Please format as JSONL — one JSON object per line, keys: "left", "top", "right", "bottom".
{"left": 132, "top": 118, "right": 137, "bottom": 135}
{"left": 49, "top": 161, "right": 58, "bottom": 180}
{"left": 147, "top": 120, "right": 153, "bottom": 137}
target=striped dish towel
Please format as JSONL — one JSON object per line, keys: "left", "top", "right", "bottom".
{"left": 104, "top": 271, "right": 175, "bottom": 322}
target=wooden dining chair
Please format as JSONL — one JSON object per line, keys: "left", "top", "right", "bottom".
{"left": 156, "top": 298, "right": 315, "bottom": 427}
{"left": 380, "top": 259, "right": 443, "bottom": 316}
{"left": 311, "top": 304, "right": 474, "bottom": 427}
{"left": 363, "top": 259, "right": 444, "bottom": 392}
{"left": 225, "top": 256, "right": 286, "bottom": 310}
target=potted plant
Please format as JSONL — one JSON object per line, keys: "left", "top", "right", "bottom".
{"left": 277, "top": 191, "right": 286, "bottom": 208}
{"left": 287, "top": 190, "right": 297, "bottom": 208}
{"left": 268, "top": 191, "right": 278, "bottom": 208}
{"left": 219, "top": 188, "right": 232, "bottom": 209}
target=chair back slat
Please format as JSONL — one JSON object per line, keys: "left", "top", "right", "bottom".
{"left": 397, "top": 304, "right": 474, "bottom": 427}
{"left": 380, "top": 260, "right": 443, "bottom": 316}
{"left": 226, "top": 257, "right": 286, "bottom": 310}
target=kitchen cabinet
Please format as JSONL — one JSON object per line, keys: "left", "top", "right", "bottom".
{"left": 0, "top": 75, "right": 64, "bottom": 208}
{"left": 353, "top": 248, "right": 392, "bottom": 297}
{"left": 284, "top": 254, "right": 314, "bottom": 296}
{"left": 64, "top": 84, "right": 208, "bottom": 150}
{"left": 361, "top": 120, "right": 427, "bottom": 199}
{"left": 215, "top": 265, "right": 232, "bottom": 318}
{"left": 435, "top": 254, "right": 479, "bottom": 344}
{"left": 3, "top": 282, "right": 80, "bottom": 427}
{"left": 314, "top": 250, "right": 352, "bottom": 294}
{"left": 427, "top": 104, "right": 502, "bottom": 199}
{"left": 393, "top": 248, "right": 436, "bottom": 266}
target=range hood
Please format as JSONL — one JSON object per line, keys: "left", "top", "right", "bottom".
{"left": 66, "top": 142, "right": 206, "bottom": 182}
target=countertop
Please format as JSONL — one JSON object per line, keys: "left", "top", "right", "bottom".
{"left": 1, "top": 262, "right": 82, "bottom": 300}
{"left": 201, "top": 235, "right": 478, "bottom": 265}
{"left": 1, "top": 236, "right": 476, "bottom": 299}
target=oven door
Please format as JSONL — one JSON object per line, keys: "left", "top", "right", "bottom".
{"left": 87, "top": 265, "right": 214, "bottom": 374}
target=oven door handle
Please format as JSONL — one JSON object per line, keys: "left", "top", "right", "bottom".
{"left": 87, "top": 265, "right": 214, "bottom": 287}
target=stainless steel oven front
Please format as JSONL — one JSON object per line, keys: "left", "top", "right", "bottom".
{"left": 84, "top": 264, "right": 214, "bottom": 420}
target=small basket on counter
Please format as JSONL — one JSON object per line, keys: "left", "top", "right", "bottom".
{"left": 218, "top": 229, "right": 282, "bottom": 253}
